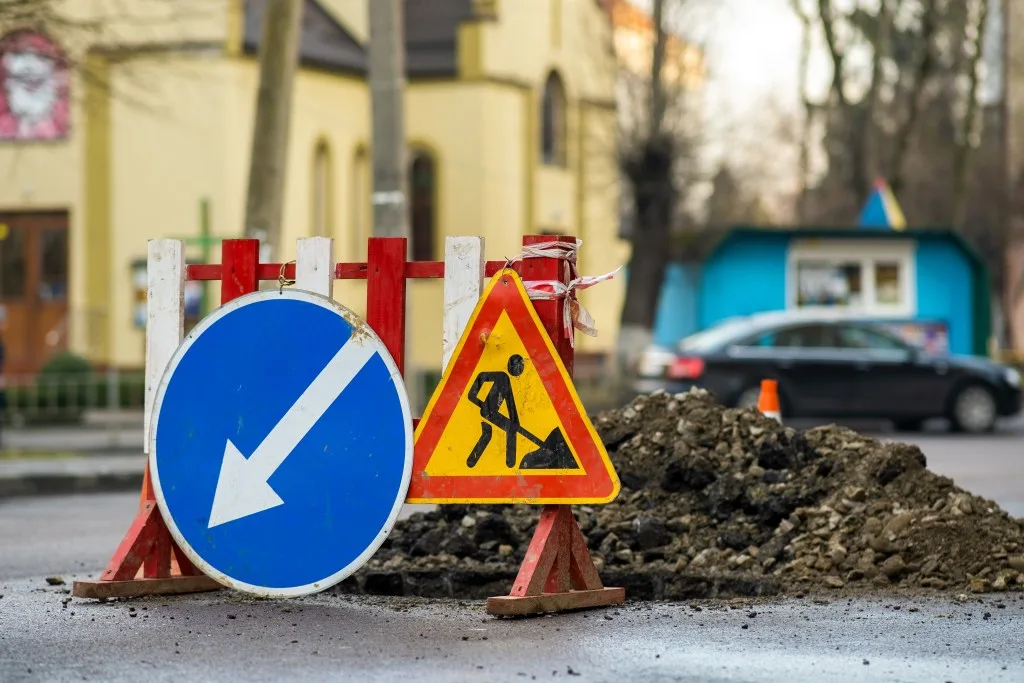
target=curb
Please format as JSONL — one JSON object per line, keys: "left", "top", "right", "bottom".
{"left": 0, "top": 471, "right": 144, "bottom": 500}
{"left": 1, "top": 446, "right": 143, "bottom": 457}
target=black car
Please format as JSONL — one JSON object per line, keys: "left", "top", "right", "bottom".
{"left": 633, "top": 312, "right": 1023, "bottom": 433}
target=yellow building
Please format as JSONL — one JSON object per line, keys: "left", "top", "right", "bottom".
{"left": 0, "top": 0, "right": 624, "bottom": 395}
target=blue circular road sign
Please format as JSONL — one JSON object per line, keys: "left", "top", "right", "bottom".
{"left": 150, "top": 289, "right": 412, "bottom": 598}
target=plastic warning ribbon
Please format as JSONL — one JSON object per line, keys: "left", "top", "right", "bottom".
{"left": 511, "top": 239, "right": 622, "bottom": 348}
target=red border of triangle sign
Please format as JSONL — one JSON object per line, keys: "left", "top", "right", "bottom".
{"left": 407, "top": 269, "right": 620, "bottom": 505}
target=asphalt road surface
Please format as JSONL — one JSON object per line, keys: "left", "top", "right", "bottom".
{"left": 1, "top": 578, "right": 1022, "bottom": 683}
{"left": 1, "top": 426, "right": 1022, "bottom": 682}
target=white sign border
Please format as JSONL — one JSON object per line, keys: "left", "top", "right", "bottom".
{"left": 149, "top": 288, "right": 413, "bottom": 599}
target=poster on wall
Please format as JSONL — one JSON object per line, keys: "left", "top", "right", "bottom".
{"left": 0, "top": 30, "right": 70, "bottom": 141}
{"left": 795, "top": 261, "right": 863, "bottom": 307}
{"left": 131, "top": 260, "right": 203, "bottom": 329}
{"left": 877, "top": 320, "right": 950, "bottom": 355}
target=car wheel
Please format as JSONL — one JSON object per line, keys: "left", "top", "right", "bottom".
{"left": 893, "top": 419, "right": 924, "bottom": 433}
{"left": 949, "top": 384, "right": 997, "bottom": 434}
{"left": 735, "top": 386, "right": 762, "bottom": 411}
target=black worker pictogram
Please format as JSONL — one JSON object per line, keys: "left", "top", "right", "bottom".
{"left": 465, "top": 353, "right": 579, "bottom": 471}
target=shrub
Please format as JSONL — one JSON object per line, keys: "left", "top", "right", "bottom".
{"left": 3, "top": 353, "right": 145, "bottom": 425}
{"left": 38, "top": 352, "right": 94, "bottom": 380}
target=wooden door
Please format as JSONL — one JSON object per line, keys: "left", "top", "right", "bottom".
{"left": 0, "top": 211, "right": 69, "bottom": 376}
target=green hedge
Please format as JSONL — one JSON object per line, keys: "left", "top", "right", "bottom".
{"left": 4, "top": 353, "right": 145, "bottom": 425}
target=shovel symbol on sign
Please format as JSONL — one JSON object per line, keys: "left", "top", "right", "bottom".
{"left": 464, "top": 354, "right": 580, "bottom": 471}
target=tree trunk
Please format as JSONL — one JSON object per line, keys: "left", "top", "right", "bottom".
{"left": 616, "top": 138, "right": 675, "bottom": 377}
{"left": 243, "top": 0, "right": 305, "bottom": 261}
{"left": 611, "top": 0, "right": 674, "bottom": 387}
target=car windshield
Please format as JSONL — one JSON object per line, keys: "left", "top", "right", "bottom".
{"left": 678, "top": 318, "right": 756, "bottom": 353}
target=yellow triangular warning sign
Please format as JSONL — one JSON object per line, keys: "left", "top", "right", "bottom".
{"left": 407, "top": 270, "right": 620, "bottom": 504}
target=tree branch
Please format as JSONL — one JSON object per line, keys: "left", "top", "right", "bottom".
{"left": 790, "top": 0, "right": 814, "bottom": 221}
{"left": 888, "top": 0, "right": 939, "bottom": 197}
{"left": 952, "top": 0, "right": 990, "bottom": 227}
{"left": 817, "top": 0, "right": 847, "bottom": 107}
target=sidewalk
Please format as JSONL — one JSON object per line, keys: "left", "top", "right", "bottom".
{"left": 3, "top": 420, "right": 144, "bottom": 454}
{"left": 0, "top": 453, "right": 144, "bottom": 499}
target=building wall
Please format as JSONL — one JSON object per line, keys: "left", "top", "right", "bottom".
{"left": 106, "top": 55, "right": 233, "bottom": 367}
{"left": 651, "top": 262, "right": 700, "bottom": 348}
{"left": 698, "top": 235, "right": 788, "bottom": 329}
{"left": 1007, "top": 0, "right": 1024, "bottom": 348}
{"left": 674, "top": 233, "right": 977, "bottom": 357}
{"left": 2, "top": 0, "right": 623, "bottom": 379}
{"left": 915, "top": 239, "right": 974, "bottom": 356}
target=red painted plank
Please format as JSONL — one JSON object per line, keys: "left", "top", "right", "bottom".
{"left": 220, "top": 239, "right": 260, "bottom": 303}
{"left": 173, "top": 544, "right": 203, "bottom": 577}
{"left": 517, "top": 235, "right": 575, "bottom": 376}
{"left": 187, "top": 264, "right": 221, "bottom": 281}
{"left": 366, "top": 237, "right": 408, "bottom": 375}
{"left": 510, "top": 506, "right": 563, "bottom": 597}
{"left": 256, "top": 263, "right": 296, "bottom": 281}
{"left": 102, "top": 502, "right": 162, "bottom": 581}
{"left": 404, "top": 261, "right": 444, "bottom": 278}
{"left": 336, "top": 262, "right": 370, "bottom": 280}
{"left": 193, "top": 258, "right": 508, "bottom": 283}
{"left": 144, "top": 520, "right": 172, "bottom": 579}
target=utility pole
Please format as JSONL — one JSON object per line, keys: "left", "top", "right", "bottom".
{"left": 368, "top": 0, "right": 408, "bottom": 239}
{"left": 243, "top": 0, "right": 305, "bottom": 262}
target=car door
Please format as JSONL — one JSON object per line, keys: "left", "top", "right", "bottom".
{"left": 761, "top": 323, "right": 867, "bottom": 417}
{"left": 832, "top": 323, "right": 948, "bottom": 416}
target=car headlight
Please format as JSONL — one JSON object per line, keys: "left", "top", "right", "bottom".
{"left": 1003, "top": 367, "right": 1021, "bottom": 388}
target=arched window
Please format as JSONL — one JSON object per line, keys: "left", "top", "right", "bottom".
{"left": 409, "top": 151, "right": 437, "bottom": 262}
{"left": 311, "top": 140, "right": 332, "bottom": 237}
{"left": 351, "top": 146, "right": 370, "bottom": 259}
{"left": 541, "top": 71, "right": 567, "bottom": 166}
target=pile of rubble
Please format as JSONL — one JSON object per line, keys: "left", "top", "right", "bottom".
{"left": 342, "top": 389, "right": 1024, "bottom": 600}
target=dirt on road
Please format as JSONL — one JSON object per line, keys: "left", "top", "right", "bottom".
{"left": 343, "top": 389, "right": 1024, "bottom": 600}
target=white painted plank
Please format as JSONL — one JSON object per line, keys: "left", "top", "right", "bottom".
{"left": 442, "top": 236, "right": 485, "bottom": 372}
{"left": 144, "top": 239, "right": 186, "bottom": 454}
{"left": 296, "top": 236, "right": 335, "bottom": 298}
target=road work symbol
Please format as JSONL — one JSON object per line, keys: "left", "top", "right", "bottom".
{"left": 149, "top": 289, "right": 412, "bottom": 597}
{"left": 408, "top": 269, "right": 620, "bottom": 505}
{"left": 466, "top": 353, "right": 578, "bottom": 471}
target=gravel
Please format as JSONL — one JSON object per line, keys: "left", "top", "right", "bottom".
{"left": 340, "top": 389, "right": 1024, "bottom": 600}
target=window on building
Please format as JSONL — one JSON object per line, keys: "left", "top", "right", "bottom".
{"left": 789, "top": 241, "right": 914, "bottom": 316}
{"left": 874, "top": 261, "right": 902, "bottom": 305}
{"left": 409, "top": 151, "right": 437, "bottom": 262}
{"left": 541, "top": 72, "right": 567, "bottom": 166}
{"left": 39, "top": 228, "right": 68, "bottom": 301}
{"left": 0, "top": 223, "right": 26, "bottom": 298}
{"left": 351, "top": 146, "right": 370, "bottom": 260}
{"left": 311, "top": 140, "right": 332, "bottom": 237}
{"left": 795, "top": 261, "right": 863, "bottom": 308}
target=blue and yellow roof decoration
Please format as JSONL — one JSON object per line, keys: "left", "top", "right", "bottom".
{"left": 857, "top": 178, "right": 906, "bottom": 231}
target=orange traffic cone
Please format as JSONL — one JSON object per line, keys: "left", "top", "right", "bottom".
{"left": 758, "top": 379, "right": 782, "bottom": 423}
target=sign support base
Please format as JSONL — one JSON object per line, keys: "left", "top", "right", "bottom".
{"left": 73, "top": 469, "right": 223, "bottom": 599}
{"left": 485, "top": 505, "right": 624, "bottom": 617}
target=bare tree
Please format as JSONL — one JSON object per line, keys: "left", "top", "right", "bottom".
{"left": 791, "top": 0, "right": 815, "bottom": 222}
{"left": 242, "top": 0, "right": 304, "bottom": 260}
{"left": 797, "top": 0, "right": 995, "bottom": 225}
{"left": 613, "top": 0, "right": 708, "bottom": 379}
{"left": 952, "top": 0, "right": 992, "bottom": 226}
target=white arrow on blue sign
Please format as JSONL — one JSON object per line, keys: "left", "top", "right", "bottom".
{"left": 150, "top": 289, "right": 413, "bottom": 598}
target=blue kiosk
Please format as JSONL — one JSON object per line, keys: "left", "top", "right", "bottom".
{"left": 653, "top": 180, "right": 991, "bottom": 356}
